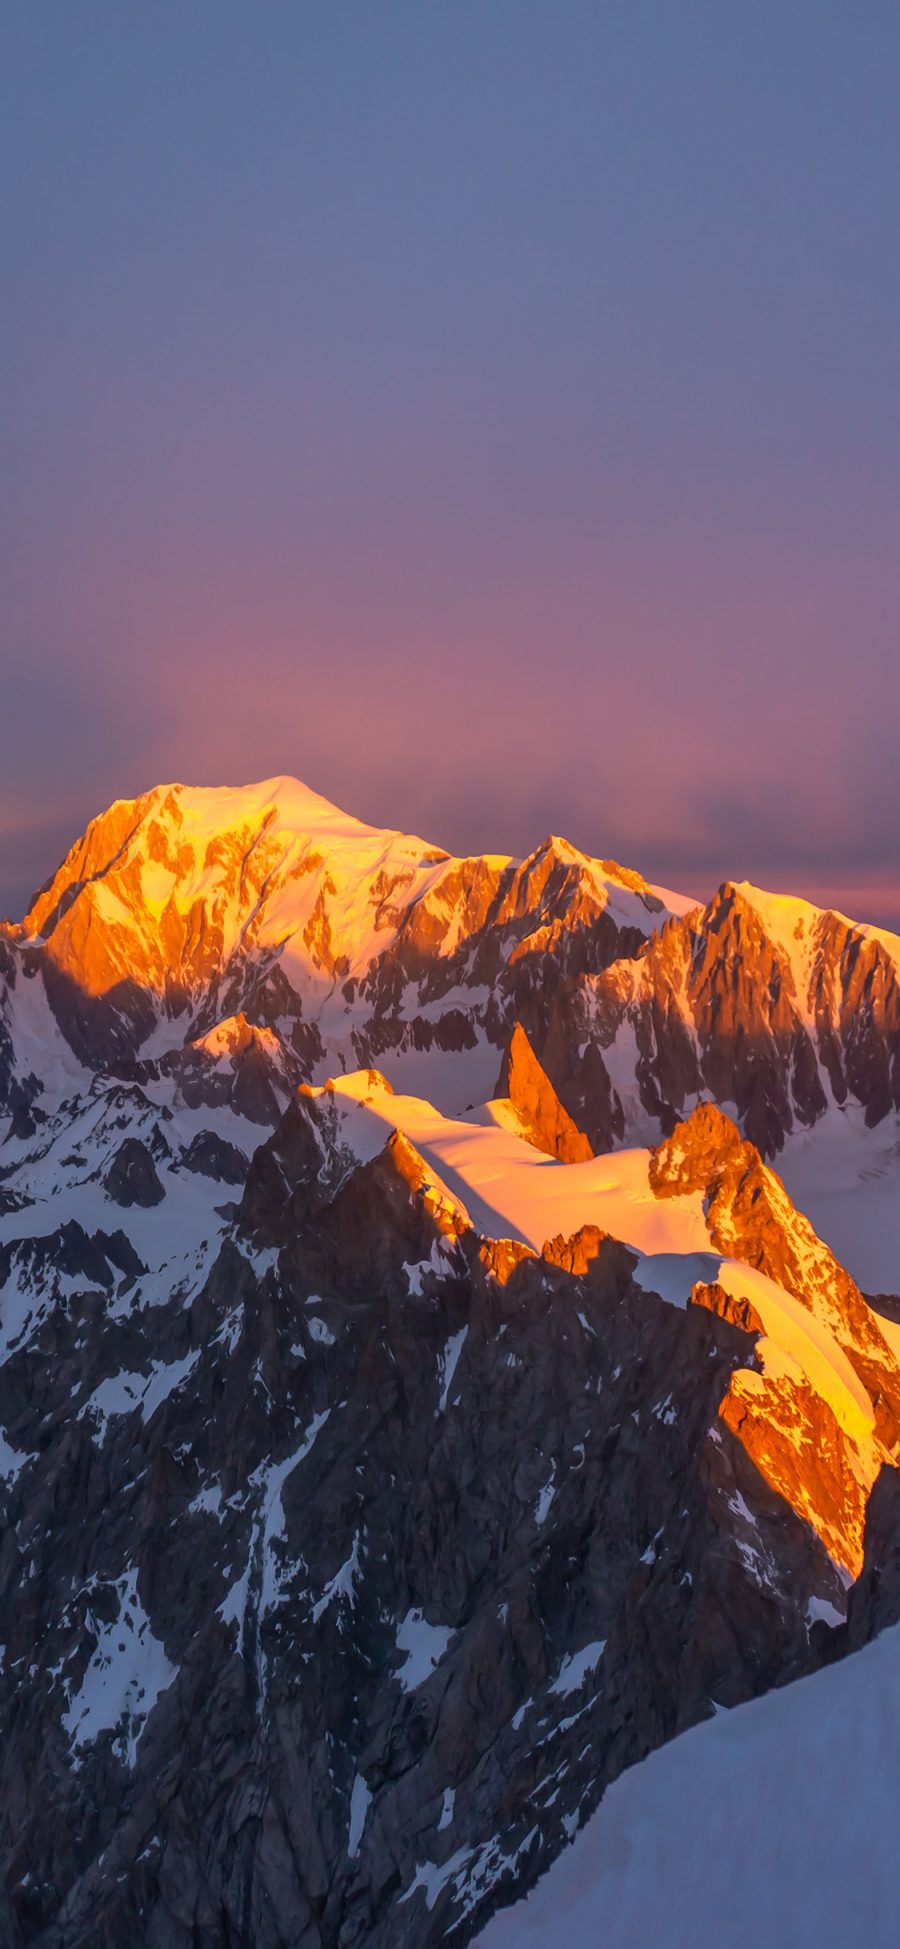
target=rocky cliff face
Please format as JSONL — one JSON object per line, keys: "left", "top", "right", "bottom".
{"left": 648, "top": 1104, "right": 900, "bottom": 1575}
{"left": 0, "top": 1086, "right": 855, "bottom": 1949}
{"left": 495, "top": 1025, "right": 593, "bottom": 1162}
{"left": 540, "top": 880, "right": 900, "bottom": 1157}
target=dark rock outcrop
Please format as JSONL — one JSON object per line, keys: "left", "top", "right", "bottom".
{"left": 105, "top": 1138, "right": 165, "bottom": 1209}
{"left": 180, "top": 1130, "right": 250, "bottom": 1185}
{"left": 847, "top": 1466, "right": 900, "bottom": 1649}
{"left": 0, "top": 1101, "right": 859, "bottom": 1949}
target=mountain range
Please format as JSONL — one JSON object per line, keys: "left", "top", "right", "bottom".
{"left": 2, "top": 776, "right": 900, "bottom": 1946}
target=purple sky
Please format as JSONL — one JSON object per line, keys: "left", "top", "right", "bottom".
{"left": 3, "top": 4, "right": 900, "bottom": 923}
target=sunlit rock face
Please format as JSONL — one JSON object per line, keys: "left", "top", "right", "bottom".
{"left": 648, "top": 1104, "right": 900, "bottom": 1576}
{"left": 3, "top": 778, "right": 900, "bottom": 1947}
{"left": 0, "top": 778, "right": 679, "bottom": 1125}
{"left": 496, "top": 1023, "right": 594, "bottom": 1161}
{"left": 541, "top": 880, "right": 900, "bottom": 1157}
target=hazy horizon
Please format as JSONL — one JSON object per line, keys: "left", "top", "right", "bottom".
{"left": 3, "top": 4, "right": 899, "bottom": 926}
{"left": 4, "top": 765, "right": 900, "bottom": 936}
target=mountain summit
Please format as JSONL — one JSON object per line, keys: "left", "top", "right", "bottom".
{"left": 2, "top": 775, "right": 689, "bottom": 1121}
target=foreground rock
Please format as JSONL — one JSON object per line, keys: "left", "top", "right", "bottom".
{"left": 0, "top": 1087, "right": 868, "bottom": 1949}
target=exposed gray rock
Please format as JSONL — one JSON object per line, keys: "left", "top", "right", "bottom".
{"left": 105, "top": 1139, "right": 165, "bottom": 1209}
{"left": 179, "top": 1131, "right": 249, "bottom": 1185}
{"left": 0, "top": 1109, "right": 853, "bottom": 1949}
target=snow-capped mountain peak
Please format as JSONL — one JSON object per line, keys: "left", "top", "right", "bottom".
{"left": 2, "top": 776, "right": 688, "bottom": 1122}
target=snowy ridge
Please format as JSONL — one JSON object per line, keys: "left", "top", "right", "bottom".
{"left": 303, "top": 1070, "right": 714, "bottom": 1257}
{"left": 295, "top": 1070, "right": 898, "bottom": 1574}
{"left": 476, "top": 1619, "right": 900, "bottom": 1949}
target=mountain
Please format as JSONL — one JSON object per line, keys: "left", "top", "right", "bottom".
{"left": 476, "top": 1469, "right": 900, "bottom": 1949}
{"left": 0, "top": 1077, "right": 880, "bottom": 1945}
{"left": 3, "top": 776, "right": 900, "bottom": 1946}
{"left": 1, "top": 776, "right": 687, "bottom": 1131}
{"left": 539, "top": 878, "right": 900, "bottom": 1159}
{"left": 8, "top": 777, "right": 900, "bottom": 1181}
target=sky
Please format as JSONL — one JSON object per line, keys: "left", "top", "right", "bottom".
{"left": 2, "top": 2, "right": 899, "bottom": 923}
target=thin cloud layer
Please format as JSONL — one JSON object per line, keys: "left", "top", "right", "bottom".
{"left": 2, "top": 7, "right": 899, "bottom": 924}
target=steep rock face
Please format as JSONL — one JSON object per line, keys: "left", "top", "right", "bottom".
{"left": 648, "top": 1104, "right": 900, "bottom": 1574}
{"left": 495, "top": 1025, "right": 593, "bottom": 1162}
{"left": 180, "top": 1130, "right": 249, "bottom": 1185}
{"left": 847, "top": 1466, "right": 900, "bottom": 1648}
{"left": 0, "top": 1102, "right": 849, "bottom": 1949}
{"left": 650, "top": 1105, "right": 900, "bottom": 1413}
{"left": 541, "top": 882, "right": 900, "bottom": 1157}
{"left": 104, "top": 1138, "right": 165, "bottom": 1209}
{"left": 161, "top": 1015, "right": 296, "bottom": 1126}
